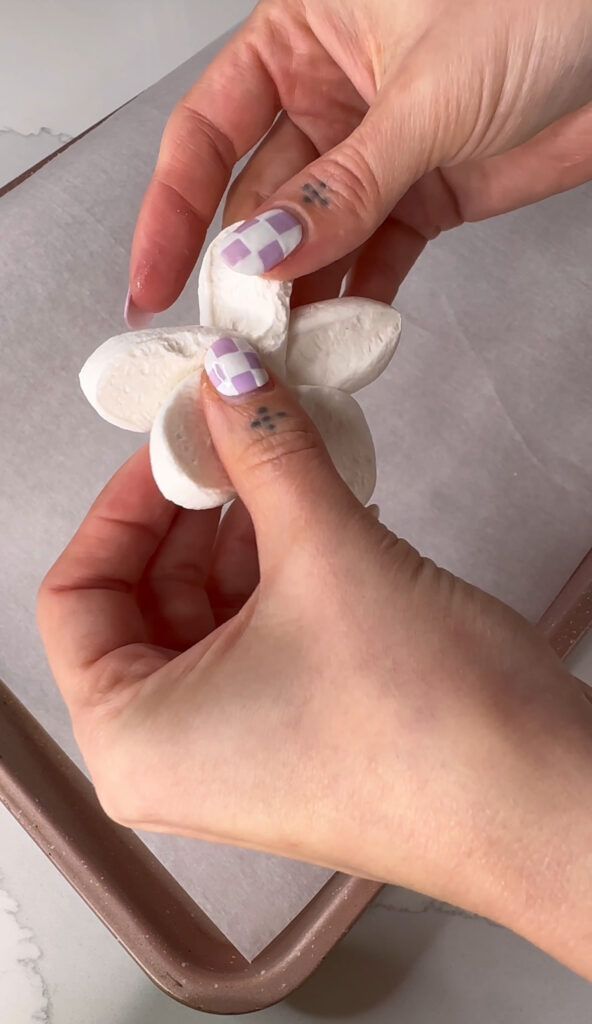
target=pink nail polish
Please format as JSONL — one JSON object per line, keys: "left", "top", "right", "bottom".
{"left": 219, "top": 210, "right": 303, "bottom": 275}
{"left": 124, "top": 288, "right": 154, "bottom": 329}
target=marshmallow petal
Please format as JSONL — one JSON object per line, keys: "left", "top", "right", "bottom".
{"left": 198, "top": 222, "right": 291, "bottom": 374}
{"left": 80, "top": 326, "right": 237, "bottom": 432}
{"left": 286, "top": 298, "right": 402, "bottom": 393}
{"left": 149, "top": 372, "right": 235, "bottom": 510}
{"left": 295, "top": 385, "right": 376, "bottom": 504}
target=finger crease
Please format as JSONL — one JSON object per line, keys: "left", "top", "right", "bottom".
{"left": 437, "top": 167, "right": 466, "bottom": 230}
{"left": 148, "top": 565, "right": 208, "bottom": 588}
{"left": 177, "top": 103, "right": 239, "bottom": 168}
{"left": 151, "top": 177, "right": 210, "bottom": 232}
{"left": 94, "top": 513, "right": 165, "bottom": 547}
{"left": 47, "top": 577, "right": 134, "bottom": 596}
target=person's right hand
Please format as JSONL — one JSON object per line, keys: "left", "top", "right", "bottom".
{"left": 126, "top": 0, "right": 592, "bottom": 324}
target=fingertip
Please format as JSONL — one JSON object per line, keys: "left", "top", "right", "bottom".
{"left": 128, "top": 178, "right": 206, "bottom": 316}
{"left": 124, "top": 288, "right": 154, "bottom": 330}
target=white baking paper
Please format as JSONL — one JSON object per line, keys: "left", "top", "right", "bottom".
{"left": 0, "top": 33, "right": 590, "bottom": 959}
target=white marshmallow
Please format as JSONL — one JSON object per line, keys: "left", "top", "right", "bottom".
{"left": 80, "top": 326, "right": 235, "bottom": 432}
{"left": 294, "top": 385, "right": 376, "bottom": 504}
{"left": 198, "top": 222, "right": 291, "bottom": 374}
{"left": 80, "top": 228, "right": 401, "bottom": 510}
{"left": 149, "top": 372, "right": 235, "bottom": 509}
{"left": 286, "top": 298, "right": 402, "bottom": 393}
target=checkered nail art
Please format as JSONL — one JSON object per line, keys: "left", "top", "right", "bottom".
{"left": 219, "top": 210, "right": 302, "bottom": 275}
{"left": 205, "top": 336, "right": 269, "bottom": 397}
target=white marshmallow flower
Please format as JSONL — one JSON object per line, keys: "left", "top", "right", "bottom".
{"left": 80, "top": 222, "right": 402, "bottom": 510}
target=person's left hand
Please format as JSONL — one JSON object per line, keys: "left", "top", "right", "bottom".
{"left": 37, "top": 365, "right": 592, "bottom": 979}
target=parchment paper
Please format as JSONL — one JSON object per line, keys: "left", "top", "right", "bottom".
{"left": 0, "top": 32, "right": 590, "bottom": 959}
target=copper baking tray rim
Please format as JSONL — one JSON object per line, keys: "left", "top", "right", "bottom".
{"left": 1, "top": 548, "right": 591, "bottom": 1014}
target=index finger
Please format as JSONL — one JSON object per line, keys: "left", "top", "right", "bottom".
{"left": 37, "top": 447, "right": 177, "bottom": 710}
{"left": 127, "top": 17, "right": 280, "bottom": 322}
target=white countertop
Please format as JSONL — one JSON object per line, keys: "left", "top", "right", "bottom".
{"left": 1, "top": 5, "right": 591, "bottom": 1018}
{"left": 0, "top": 0, "right": 255, "bottom": 188}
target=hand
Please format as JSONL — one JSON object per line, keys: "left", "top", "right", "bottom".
{"left": 126, "top": 0, "right": 592, "bottom": 323}
{"left": 38, "top": 368, "right": 592, "bottom": 979}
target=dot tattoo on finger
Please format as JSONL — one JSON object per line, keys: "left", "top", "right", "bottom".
{"left": 250, "top": 408, "right": 290, "bottom": 432}
{"left": 301, "top": 181, "right": 329, "bottom": 207}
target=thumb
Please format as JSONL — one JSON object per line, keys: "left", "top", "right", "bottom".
{"left": 217, "top": 89, "right": 430, "bottom": 282}
{"left": 200, "top": 341, "right": 360, "bottom": 566}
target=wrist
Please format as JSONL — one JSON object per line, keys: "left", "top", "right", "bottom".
{"left": 476, "top": 679, "right": 592, "bottom": 979}
{"left": 350, "top": 662, "right": 592, "bottom": 980}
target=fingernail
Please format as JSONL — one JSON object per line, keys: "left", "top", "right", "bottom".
{"left": 205, "top": 336, "right": 269, "bottom": 397}
{"left": 124, "top": 288, "right": 154, "bottom": 329}
{"left": 219, "top": 210, "right": 303, "bottom": 275}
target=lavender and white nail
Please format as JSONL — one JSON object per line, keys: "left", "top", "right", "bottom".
{"left": 219, "top": 209, "right": 302, "bottom": 275}
{"left": 204, "top": 335, "right": 269, "bottom": 396}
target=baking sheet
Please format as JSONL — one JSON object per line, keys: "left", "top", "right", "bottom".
{"left": 0, "top": 31, "right": 590, "bottom": 960}
{"left": 567, "top": 631, "right": 592, "bottom": 685}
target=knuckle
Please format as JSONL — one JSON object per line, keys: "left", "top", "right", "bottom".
{"left": 372, "top": 529, "right": 426, "bottom": 582}
{"left": 319, "top": 144, "right": 382, "bottom": 218}
{"left": 163, "top": 103, "right": 237, "bottom": 177}
{"left": 239, "top": 422, "right": 325, "bottom": 481}
{"left": 375, "top": 524, "right": 403, "bottom": 562}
